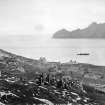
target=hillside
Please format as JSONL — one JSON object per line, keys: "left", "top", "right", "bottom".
{"left": 0, "top": 49, "right": 48, "bottom": 75}
{"left": 53, "top": 22, "right": 105, "bottom": 38}
{"left": 0, "top": 49, "right": 105, "bottom": 104}
{"left": 0, "top": 49, "right": 105, "bottom": 80}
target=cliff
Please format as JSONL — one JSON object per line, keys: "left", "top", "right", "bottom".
{"left": 53, "top": 22, "right": 105, "bottom": 38}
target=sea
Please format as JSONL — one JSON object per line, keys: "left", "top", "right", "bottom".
{"left": 1, "top": 35, "right": 105, "bottom": 66}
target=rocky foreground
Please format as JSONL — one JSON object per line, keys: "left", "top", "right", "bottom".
{"left": 0, "top": 78, "right": 105, "bottom": 105}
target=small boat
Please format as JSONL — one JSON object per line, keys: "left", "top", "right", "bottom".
{"left": 77, "top": 53, "right": 90, "bottom": 56}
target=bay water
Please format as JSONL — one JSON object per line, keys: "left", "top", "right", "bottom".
{"left": 1, "top": 36, "right": 105, "bottom": 66}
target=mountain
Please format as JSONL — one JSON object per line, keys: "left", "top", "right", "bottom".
{"left": 53, "top": 22, "right": 105, "bottom": 38}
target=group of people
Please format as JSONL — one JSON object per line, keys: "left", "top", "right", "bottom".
{"left": 34, "top": 72, "right": 84, "bottom": 92}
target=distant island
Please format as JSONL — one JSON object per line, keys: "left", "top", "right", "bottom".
{"left": 53, "top": 22, "right": 105, "bottom": 38}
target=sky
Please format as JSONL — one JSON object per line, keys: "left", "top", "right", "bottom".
{"left": 0, "top": 0, "right": 105, "bottom": 37}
